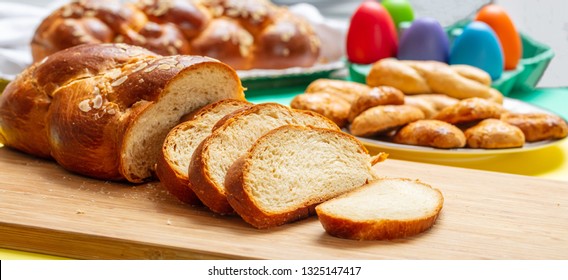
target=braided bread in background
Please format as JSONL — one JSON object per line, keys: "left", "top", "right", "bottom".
{"left": 31, "top": 0, "right": 321, "bottom": 70}
{"left": 366, "top": 58, "right": 504, "bottom": 104}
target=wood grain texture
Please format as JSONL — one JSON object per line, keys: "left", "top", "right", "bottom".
{"left": 0, "top": 147, "right": 567, "bottom": 259}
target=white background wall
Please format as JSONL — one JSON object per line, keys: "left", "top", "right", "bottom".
{"left": 496, "top": 0, "right": 567, "bottom": 87}
{"left": 7, "top": 0, "right": 568, "bottom": 87}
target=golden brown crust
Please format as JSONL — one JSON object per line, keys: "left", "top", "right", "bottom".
{"left": 402, "top": 60, "right": 503, "bottom": 104}
{"left": 188, "top": 136, "right": 236, "bottom": 214}
{"left": 434, "top": 97, "right": 505, "bottom": 124}
{"left": 316, "top": 178, "right": 443, "bottom": 241}
{"left": 31, "top": 0, "right": 320, "bottom": 70}
{"left": 290, "top": 92, "right": 350, "bottom": 127}
{"left": 450, "top": 64, "right": 492, "bottom": 86}
{"left": 253, "top": 10, "right": 321, "bottom": 69}
{"left": 305, "top": 79, "right": 370, "bottom": 104}
{"left": 394, "top": 120, "right": 466, "bottom": 149}
{"left": 317, "top": 210, "right": 442, "bottom": 240}
{"left": 187, "top": 104, "right": 339, "bottom": 215}
{"left": 366, "top": 58, "right": 430, "bottom": 94}
{"left": 0, "top": 43, "right": 244, "bottom": 182}
{"left": 187, "top": 103, "right": 280, "bottom": 215}
{"left": 464, "top": 119, "right": 525, "bottom": 149}
{"left": 501, "top": 112, "right": 568, "bottom": 142}
{"left": 403, "top": 96, "right": 438, "bottom": 119}
{"left": 348, "top": 86, "right": 404, "bottom": 122}
{"left": 0, "top": 64, "right": 53, "bottom": 158}
{"left": 225, "top": 125, "right": 371, "bottom": 229}
{"left": 411, "top": 94, "right": 459, "bottom": 111}
{"left": 156, "top": 99, "right": 251, "bottom": 205}
{"left": 350, "top": 105, "right": 425, "bottom": 137}
{"left": 0, "top": 43, "right": 161, "bottom": 161}
{"left": 225, "top": 155, "right": 313, "bottom": 229}
{"left": 366, "top": 58, "right": 503, "bottom": 104}
{"left": 155, "top": 148, "right": 201, "bottom": 205}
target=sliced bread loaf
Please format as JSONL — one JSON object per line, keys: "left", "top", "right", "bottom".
{"left": 188, "top": 103, "right": 340, "bottom": 215}
{"left": 316, "top": 178, "right": 444, "bottom": 240}
{"left": 225, "top": 125, "right": 379, "bottom": 229}
{"left": 156, "top": 99, "right": 252, "bottom": 205}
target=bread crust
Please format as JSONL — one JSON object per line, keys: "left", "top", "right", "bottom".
{"left": 348, "top": 86, "right": 404, "bottom": 122}
{"left": 366, "top": 58, "right": 503, "bottom": 104}
{"left": 317, "top": 207, "right": 442, "bottom": 240}
{"left": 464, "top": 119, "right": 525, "bottom": 149}
{"left": 316, "top": 178, "right": 444, "bottom": 240}
{"left": 501, "top": 112, "right": 568, "bottom": 142}
{"left": 434, "top": 97, "right": 504, "bottom": 125}
{"left": 366, "top": 58, "right": 430, "bottom": 94}
{"left": 0, "top": 43, "right": 244, "bottom": 182}
{"left": 225, "top": 125, "right": 373, "bottom": 229}
{"left": 403, "top": 96, "right": 438, "bottom": 119}
{"left": 450, "top": 64, "right": 492, "bottom": 86}
{"left": 225, "top": 155, "right": 314, "bottom": 229}
{"left": 187, "top": 103, "right": 339, "bottom": 215}
{"left": 188, "top": 137, "right": 236, "bottom": 214}
{"left": 305, "top": 79, "right": 370, "bottom": 104}
{"left": 350, "top": 105, "right": 425, "bottom": 137}
{"left": 155, "top": 149, "right": 201, "bottom": 205}
{"left": 290, "top": 92, "right": 350, "bottom": 127}
{"left": 394, "top": 120, "right": 466, "bottom": 149}
{"left": 156, "top": 99, "right": 251, "bottom": 205}
{"left": 31, "top": 0, "right": 320, "bottom": 70}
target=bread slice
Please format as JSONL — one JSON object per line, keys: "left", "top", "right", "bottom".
{"left": 316, "top": 178, "right": 444, "bottom": 240}
{"left": 225, "top": 125, "right": 379, "bottom": 229}
{"left": 188, "top": 103, "right": 340, "bottom": 215}
{"left": 156, "top": 99, "right": 252, "bottom": 205}
{"left": 119, "top": 57, "right": 246, "bottom": 182}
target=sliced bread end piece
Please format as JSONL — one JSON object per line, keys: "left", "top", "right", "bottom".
{"left": 316, "top": 178, "right": 444, "bottom": 240}
{"left": 156, "top": 99, "right": 252, "bottom": 205}
{"left": 225, "top": 125, "right": 377, "bottom": 229}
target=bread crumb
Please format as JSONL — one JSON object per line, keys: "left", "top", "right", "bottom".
{"left": 76, "top": 209, "right": 85, "bottom": 214}
{"left": 166, "top": 219, "right": 172, "bottom": 225}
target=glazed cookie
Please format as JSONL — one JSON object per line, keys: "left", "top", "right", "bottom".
{"left": 305, "top": 79, "right": 370, "bottom": 104}
{"left": 501, "top": 112, "right": 568, "bottom": 142}
{"left": 464, "top": 119, "right": 525, "bottom": 149}
{"left": 394, "top": 120, "right": 466, "bottom": 149}
{"left": 434, "top": 97, "right": 504, "bottom": 124}
{"left": 403, "top": 96, "right": 438, "bottom": 119}
{"left": 348, "top": 86, "right": 405, "bottom": 122}
{"left": 290, "top": 92, "right": 351, "bottom": 127}
{"left": 350, "top": 105, "right": 425, "bottom": 137}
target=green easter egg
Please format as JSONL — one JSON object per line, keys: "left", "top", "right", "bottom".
{"left": 382, "top": 0, "right": 415, "bottom": 29}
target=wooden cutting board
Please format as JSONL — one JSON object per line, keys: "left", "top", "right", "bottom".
{"left": 0, "top": 147, "right": 567, "bottom": 259}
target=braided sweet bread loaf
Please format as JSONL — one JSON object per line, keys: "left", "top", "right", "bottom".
{"left": 366, "top": 58, "right": 504, "bottom": 104}
{"left": 0, "top": 43, "right": 245, "bottom": 182}
{"left": 31, "top": 0, "right": 321, "bottom": 70}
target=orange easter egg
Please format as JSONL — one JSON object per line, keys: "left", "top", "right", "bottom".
{"left": 475, "top": 4, "right": 522, "bottom": 70}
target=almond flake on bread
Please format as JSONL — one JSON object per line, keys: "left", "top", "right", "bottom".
{"left": 316, "top": 178, "right": 443, "bottom": 240}
{"left": 188, "top": 103, "right": 340, "bottom": 215}
{"left": 156, "top": 99, "right": 252, "bottom": 205}
{"left": 225, "top": 125, "right": 379, "bottom": 229}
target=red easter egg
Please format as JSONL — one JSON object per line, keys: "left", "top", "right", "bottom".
{"left": 346, "top": 1, "right": 398, "bottom": 64}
